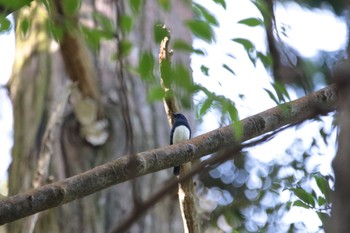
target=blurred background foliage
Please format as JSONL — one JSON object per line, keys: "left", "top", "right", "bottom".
{"left": 0, "top": 0, "right": 342, "bottom": 232}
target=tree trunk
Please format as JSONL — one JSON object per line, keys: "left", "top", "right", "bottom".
{"left": 327, "top": 61, "right": 350, "bottom": 233}
{"left": 8, "top": 1, "right": 192, "bottom": 232}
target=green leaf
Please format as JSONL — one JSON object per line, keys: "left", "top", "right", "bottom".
{"left": 173, "top": 39, "right": 205, "bottom": 55}
{"left": 154, "top": 23, "right": 170, "bottom": 43}
{"left": 319, "top": 127, "right": 328, "bottom": 145}
{"left": 138, "top": 52, "right": 155, "bottom": 81}
{"left": 199, "top": 97, "right": 213, "bottom": 117}
{"left": 193, "top": 3, "right": 219, "bottom": 26}
{"left": 317, "top": 196, "right": 327, "bottom": 206}
{"left": 81, "top": 26, "right": 114, "bottom": 51}
{"left": 226, "top": 102, "right": 239, "bottom": 122}
{"left": 62, "top": 0, "right": 81, "bottom": 16}
{"left": 185, "top": 20, "right": 215, "bottom": 43}
{"left": 148, "top": 87, "right": 166, "bottom": 101}
{"left": 118, "top": 39, "right": 133, "bottom": 57}
{"left": 192, "top": 48, "right": 206, "bottom": 55}
{"left": 263, "top": 88, "right": 279, "bottom": 105}
{"left": 180, "top": 94, "right": 192, "bottom": 109}
{"left": 238, "top": 17, "right": 263, "bottom": 27}
{"left": 173, "top": 39, "right": 192, "bottom": 51}
{"left": 20, "top": 17, "right": 31, "bottom": 37}
{"left": 290, "top": 188, "right": 315, "bottom": 208}
{"left": 231, "top": 38, "right": 254, "bottom": 51}
{"left": 93, "top": 12, "right": 115, "bottom": 35}
{"left": 232, "top": 38, "right": 257, "bottom": 65}
{"left": 0, "top": 0, "right": 31, "bottom": 11}
{"left": 212, "top": 0, "right": 226, "bottom": 9}
{"left": 272, "top": 81, "right": 290, "bottom": 102}
{"left": 81, "top": 26, "right": 101, "bottom": 51}
{"left": 129, "top": 0, "right": 144, "bottom": 14}
{"left": 257, "top": 52, "right": 272, "bottom": 69}
{"left": 158, "top": 0, "right": 171, "bottom": 11}
{"left": 213, "top": 95, "right": 241, "bottom": 138}
{"left": 120, "top": 15, "right": 134, "bottom": 33}
{"left": 223, "top": 64, "right": 235, "bottom": 76}
{"left": 200, "top": 65, "right": 209, "bottom": 76}
{"left": 314, "top": 174, "right": 331, "bottom": 200}
{"left": 252, "top": 0, "right": 271, "bottom": 22}
{"left": 292, "top": 200, "right": 310, "bottom": 209}
{"left": 46, "top": 19, "right": 64, "bottom": 41}
{"left": 172, "top": 64, "right": 192, "bottom": 89}
{"left": 317, "top": 211, "right": 330, "bottom": 225}
{"left": 0, "top": 16, "right": 11, "bottom": 33}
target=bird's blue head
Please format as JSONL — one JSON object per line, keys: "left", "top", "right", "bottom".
{"left": 172, "top": 113, "right": 188, "bottom": 122}
{"left": 172, "top": 113, "right": 190, "bottom": 127}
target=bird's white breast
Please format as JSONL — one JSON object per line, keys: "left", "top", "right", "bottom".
{"left": 173, "top": 125, "right": 190, "bottom": 144}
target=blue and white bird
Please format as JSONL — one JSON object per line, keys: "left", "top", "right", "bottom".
{"left": 170, "top": 113, "right": 191, "bottom": 175}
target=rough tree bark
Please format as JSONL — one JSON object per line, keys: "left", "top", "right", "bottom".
{"left": 327, "top": 60, "right": 350, "bottom": 233}
{"left": 7, "top": 1, "right": 192, "bottom": 233}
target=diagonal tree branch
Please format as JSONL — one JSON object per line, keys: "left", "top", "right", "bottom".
{"left": 109, "top": 120, "right": 298, "bottom": 233}
{"left": 0, "top": 84, "right": 339, "bottom": 225}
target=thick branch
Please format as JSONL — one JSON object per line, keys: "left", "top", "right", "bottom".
{"left": 0, "top": 84, "right": 339, "bottom": 225}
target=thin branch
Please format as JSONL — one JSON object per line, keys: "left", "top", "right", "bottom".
{"left": 159, "top": 31, "right": 199, "bottom": 233}
{"left": 0, "top": 84, "right": 339, "bottom": 225}
{"left": 159, "top": 34, "right": 179, "bottom": 122}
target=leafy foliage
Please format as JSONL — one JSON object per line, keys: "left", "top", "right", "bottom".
{"left": 185, "top": 20, "right": 215, "bottom": 43}
{"left": 238, "top": 17, "right": 264, "bottom": 27}
{"left": 129, "top": 0, "right": 144, "bottom": 15}
{"left": 0, "top": 15, "right": 11, "bottom": 33}
{"left": 62, "top": 0, "right": 81, "bottom": 16}
{"left": 4, "top": 0, "right": 338, "bottom": 232}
